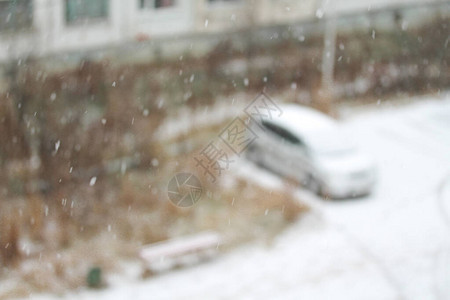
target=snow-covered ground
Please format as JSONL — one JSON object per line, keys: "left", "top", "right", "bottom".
{"left": 31, "top": 94, "right": 450, "bottom": 300}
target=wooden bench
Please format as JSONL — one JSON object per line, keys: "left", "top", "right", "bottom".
{"left": 139, "top": 231, "right": 222, "bottom": 274}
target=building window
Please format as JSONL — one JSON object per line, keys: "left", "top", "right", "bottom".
{"left": 0, "top": 0, "right": 32, "bottom": 32}
{"left": 140, "top": 0, "right": 175, "bottom": 10}
{"left": 66, "top": 0, "right": 109, "bottom": 24}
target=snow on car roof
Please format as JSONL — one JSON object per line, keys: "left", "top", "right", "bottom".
{"left": 266, "top": 104, "right": 353, "bottom": 152}
{"left": 270, "top": 104, "right": 337, "bottom": 136}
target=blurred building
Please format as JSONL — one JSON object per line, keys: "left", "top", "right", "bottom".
{"left": 0, "top": 0, "right": 443, "bottom": 62}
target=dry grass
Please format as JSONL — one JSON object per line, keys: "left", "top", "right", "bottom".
{"left": 0, "top": 167, "right": 306, "bottom": 298}
{"left": 0, "top": 211, "right": 20, "bottom": 267}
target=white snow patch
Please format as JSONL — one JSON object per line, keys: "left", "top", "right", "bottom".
{"left": 27, "top": 94, "right": 450, "bottom": 300}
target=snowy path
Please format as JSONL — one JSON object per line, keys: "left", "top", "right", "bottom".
{"left": 304, "top": 98, "right": 450, "bottom": 300}
{"left": 32, "top": 95, "right": 450, "bottom": 300}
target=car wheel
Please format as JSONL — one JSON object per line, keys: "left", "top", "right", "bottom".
{"left": 307, "top": 175, "right": 322, "bottom": 196}
{"left": 246, "top": 144, "right": 263, "bottom": 166}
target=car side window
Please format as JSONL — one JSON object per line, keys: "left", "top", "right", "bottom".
{"left": 262, "top": 121, "right": 304, "bottom": 146}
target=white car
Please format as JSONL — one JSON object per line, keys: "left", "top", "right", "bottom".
{"left": 246, "top": 104, "right": 376, "bottom": 198}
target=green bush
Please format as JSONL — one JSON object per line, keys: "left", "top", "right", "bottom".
{"left": 86, "top": 266, "right": 102, "bottom": 288}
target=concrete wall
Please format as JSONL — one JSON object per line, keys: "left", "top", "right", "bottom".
{"left": 0, "top": 0, "right": 195, "bottom": 62}
{"left": 193, "top": 0, "right": 318, "bottom": 32}
{"left": 0, "top": 0, "right": 445, "bottom": 63}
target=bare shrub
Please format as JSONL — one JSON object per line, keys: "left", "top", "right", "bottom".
{"left": 0, "top": 211, "right": 21, "bottom": 266}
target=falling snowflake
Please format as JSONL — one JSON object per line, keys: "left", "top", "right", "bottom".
{"left": 55, "top": 140, "right": 60, "bottom": 152}
{"left": 315, "top": 8, "right": 324, "bottom": 19}
{"left": 151, "top": 158, "right": 159, "bottom": 167}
